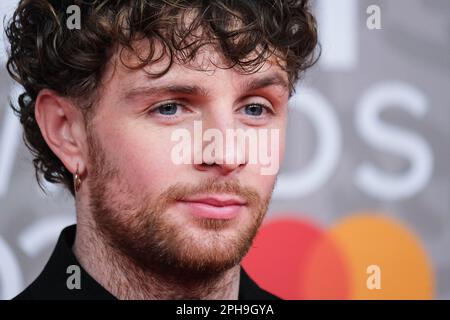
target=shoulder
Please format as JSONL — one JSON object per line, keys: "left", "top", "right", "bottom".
{"left": 239, "top": 267, "right": 282, "bottom": 300}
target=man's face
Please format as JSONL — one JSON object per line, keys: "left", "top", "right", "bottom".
{"left": 84, "top": 41, "right": 289, "bottom": 277}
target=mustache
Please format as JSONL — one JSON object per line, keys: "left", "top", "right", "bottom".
{"left": 156, "top": 177, "right": 262, "bottom": 209}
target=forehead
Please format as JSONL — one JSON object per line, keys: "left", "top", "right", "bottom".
{"left": 105, "top": 39, "right": 288, "bottom": 90}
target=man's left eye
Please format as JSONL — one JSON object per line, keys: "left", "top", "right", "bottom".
{"left": 242, "top": 104, "right": 270, "bottom": 117}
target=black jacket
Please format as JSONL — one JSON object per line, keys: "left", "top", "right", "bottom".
{"left": 14, "top": 224, "right": 280, "bottom": 300}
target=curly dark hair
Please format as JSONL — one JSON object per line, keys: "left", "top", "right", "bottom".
{"left": 5, "top": 0, "right": 320, "bottom": 197}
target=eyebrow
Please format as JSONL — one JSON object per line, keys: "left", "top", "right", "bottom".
{"left": 122, "top": 73, "right": 289, "bottom": 101}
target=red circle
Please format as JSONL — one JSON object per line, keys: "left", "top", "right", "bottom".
{"left": 242, "top": 215, "right": 350, "bottom": 299}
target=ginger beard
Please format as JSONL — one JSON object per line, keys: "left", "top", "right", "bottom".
{"left": 85, "top": 124, "right": 274, "bottom": 280}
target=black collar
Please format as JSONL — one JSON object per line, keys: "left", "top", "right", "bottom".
{"left": 14, "top": 225, "right": 280, "bottom": 300}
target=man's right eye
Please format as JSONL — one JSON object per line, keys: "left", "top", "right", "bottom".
{"left": 155, "top": 103, "right": 180, "bottom": 115}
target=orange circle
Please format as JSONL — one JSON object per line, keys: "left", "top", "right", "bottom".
{"left": 329, "top": 213, "right": 434, "bottom": 299}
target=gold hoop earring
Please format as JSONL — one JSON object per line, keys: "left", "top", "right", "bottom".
{"left": 74, "top": 164, "right": 82, "bottom": 192}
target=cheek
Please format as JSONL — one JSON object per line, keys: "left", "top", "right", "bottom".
{"left": 98, "top": 123, "right": 182, "bottom": 191}
{"left": 278, "top": 128, "right": 287, "bottom": 165}
{"left": 251, "top": 122, "right": 286, "bottom": 176}
{"left": 249, "top": 174, "right": 277, "bottom": 199}
{"left": 272, "top": 116, "right": 287, "bottom": 168}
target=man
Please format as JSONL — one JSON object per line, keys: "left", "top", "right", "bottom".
{"left": 6, "top": 0, "right": 318, "bottom": 299}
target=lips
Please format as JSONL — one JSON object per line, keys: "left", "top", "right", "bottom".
{"left": 178, "top": 194, "right": 247, "bottom": 220}
{"left": 181, "top": 195, "right": 247, "bottom": 207}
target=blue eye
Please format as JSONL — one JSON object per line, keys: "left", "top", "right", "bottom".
{"left": 244, "top": 104, "right": 267, "bottom": 116}
{"left": 157, "top": 103, "right": 179, "bottom": 115}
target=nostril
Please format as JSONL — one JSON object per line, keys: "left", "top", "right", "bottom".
{"left": 203, "top": 159, "right": 215, "bottom": 166}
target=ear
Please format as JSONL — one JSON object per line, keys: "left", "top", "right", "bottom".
{"left": 34, "top": 89, "right": 88, "bottom": 176}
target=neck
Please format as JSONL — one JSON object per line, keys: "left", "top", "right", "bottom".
{"left": 72, "top": 209, "right": 241, "bottom": 300}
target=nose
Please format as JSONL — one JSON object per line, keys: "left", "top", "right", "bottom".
{"left": 194, "top": 159, "right": 245, "bottom": 176}
{"left": 193, "top": 109, "right": 247, "bottom": 176}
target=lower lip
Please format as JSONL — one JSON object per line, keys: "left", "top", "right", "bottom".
{"left": 178, "top": 201, "right": 244, "bottom": 220}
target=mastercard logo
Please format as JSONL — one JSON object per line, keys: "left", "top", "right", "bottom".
{"left": 242, "top": 213, "right": 434, "bottom": 299}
